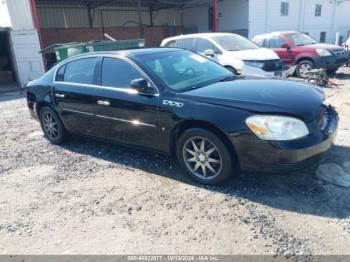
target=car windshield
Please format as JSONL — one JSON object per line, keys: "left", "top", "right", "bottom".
{"left": 211, "top": 34, "right": 259, "bottom": 51}
{"left": 286, "top": 33, "right": 317, "bottom": 46}
{"left": 139, "top": 50, "right": 234, "bottom": 92}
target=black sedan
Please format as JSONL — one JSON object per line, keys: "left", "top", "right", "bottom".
{"left": 25, "top": 48, "right": 338, "bottom": 185}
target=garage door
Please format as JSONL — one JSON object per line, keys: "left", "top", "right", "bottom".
{"left": 10, "top": 29, "right": 44, "bottom": 86}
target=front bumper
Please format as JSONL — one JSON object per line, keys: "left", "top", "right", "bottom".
{"left": 315, "top": 55, "right": 348, "bottom": 70}
{"left": 231, "top": 105, "right": 338, "bottom": 173}
{"left": 241, "top": 65, "right": 284, "bottom": 77}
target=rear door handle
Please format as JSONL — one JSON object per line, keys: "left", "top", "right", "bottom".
{"left": 55, "top": 93, "right": 65, "bottom": 98}
{"left": 97, "top": 100, "right": 110, "bottom": 106}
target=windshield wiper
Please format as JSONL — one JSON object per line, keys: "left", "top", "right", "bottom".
{"left": 188, "top": 83, "right": 209, "bottom": 90}
{"left": 219, "top": 75, "right": 236, "bottom": 82}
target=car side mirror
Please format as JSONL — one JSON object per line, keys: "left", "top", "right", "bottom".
{"left": 130, "top": 78, "right": 154, "bottom": 94}
{"left": 281, "top": 43, "right": 291, "bottom": 50}
{"left": 204, "top": 49, "right": 215, "bottom": 57}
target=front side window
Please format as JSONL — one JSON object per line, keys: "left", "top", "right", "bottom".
{"left": 196, "top": 38, "right": 216, "bottom": 53}
{"left": 101, "top": 57, "right": 142, "bottom": 88}
{"left": 280, "top": 2, "right": 289, "bottom": 16}
{"left": 177, "top": 38, "right": 195, "bottom": 51}
{"left": 63, "top": 58, "right": 98, "bottom": 84}
{"left": 211, "top": 34, "right": 258, "bottom": 51}
{"left": 285, "top": 33, "right": 317, "bottom": 46}
{"left": 315, "top": 4, "right": 322, "bottom": 17}
{"left": 140, "top": 50, "right": 233, "bottom": 92}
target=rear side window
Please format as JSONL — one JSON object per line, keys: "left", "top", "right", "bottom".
{"left": 101, "top": 57, "right": 142, "bottom": 88}
{"left": 63, "top": 58, "right": 98, "bottom": 84}
{"left": 253, "top": 37, "right": 263, "bottom": 47}
{"left": 268, "top": 36, "right": 285, "bottom": 48}
{"left": 55, "top": 65, "right": 66, "bottom": 81}
{"left": 163, "top": 40, "right": 176, "bottom": 47}
{"left": 177, "top": 38, "right": 195, "bottom": 51}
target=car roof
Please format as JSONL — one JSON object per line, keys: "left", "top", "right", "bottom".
{"left": 253, "top": 31, "right": 300, "bottom": 38}
{"left": 62, "top": 47, "right": 179, "bottom": 61}
{"left": 163, "top": 32, "right": 239, "bottom": 42}
{"left": 52, "top": 48, "right": 180, "bottom": 69}
{"left": 92, "top": 47, "right": 179, "bottom": 58}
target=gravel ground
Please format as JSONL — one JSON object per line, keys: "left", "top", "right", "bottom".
{"left": 0, "top": 69, "right": 350, "bottom": 255}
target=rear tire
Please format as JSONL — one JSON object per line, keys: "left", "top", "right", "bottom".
{"left": 176, "top": 128, "right": 236, "bottom": 185}
{"left": 39, "top": 106, "right": 65, "bottom": 145}
{"left": 296, "top": 60, "right": 314, "bottom": 78}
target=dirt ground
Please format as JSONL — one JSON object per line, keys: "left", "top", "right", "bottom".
{"left": 0, "top": 69, "right": 350, "bottom": 256}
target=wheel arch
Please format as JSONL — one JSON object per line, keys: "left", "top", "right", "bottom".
{"left": 36, "top": 100, "right": 55, "bottom": 116}
{"left": 36, "top": 101, "right": 67, "bottom": 131}
{"left": 295, "top": 56, "right": 316, "bottom": 66}
{"left": 170, "top": 120, "right": 240, "bottom": 169}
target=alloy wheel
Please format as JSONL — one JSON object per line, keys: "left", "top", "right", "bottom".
{"left": 42, "top": 112, "right": 59, "bottom": 140}
{"left": 299, "top": 63, "right": 312, "bottom": 77}
{"left": 182, "top": 136, "right": 222, "bottom": 179}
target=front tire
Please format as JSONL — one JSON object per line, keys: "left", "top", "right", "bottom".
{"left": 296, "top": 60, "right": 314, "bottom": 78}
{"left": 39, "top": 106, "right": 65, "bottom": 144}
{"left": 176, "top": 128, "right": 235, "bottom": 185}
{"left": 326, "top": 68, "right": 338, "bottom": 75}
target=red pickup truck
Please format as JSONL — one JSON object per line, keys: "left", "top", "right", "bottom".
{"left": 252, "top": 31, "right": 349, "bottom": 77}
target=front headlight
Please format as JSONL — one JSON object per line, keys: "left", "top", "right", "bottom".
{"left": 244, "top": 60, "right": 265, "bottom": 68}
{"left": 316, "top": 48, "right": 332, "bottom": 57}
{"left": 245, "top": 115, "right": 309, "bottom": 141}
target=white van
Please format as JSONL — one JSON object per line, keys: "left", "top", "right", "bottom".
{"left": 161, "top": 33, "right": 284, "bottom": 76}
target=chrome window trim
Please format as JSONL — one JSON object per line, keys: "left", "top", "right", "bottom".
{"left": 53, "top": 53, "right": 160, "bottom": 97}
{"left": 62, "top": 108, "right": 94, "bottom": 116}
{"left": 62, "top": 108, "right": 156, "bottom": 128}
{"left": 53, "top": 55, "right": 100, "bottom": 83}
{"left": 95, "top": 114, "right": 156, "bottom": 127}
{"left": 53, "top": 81, "right": 141, "bottom": 95}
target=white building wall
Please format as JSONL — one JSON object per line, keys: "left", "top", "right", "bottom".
{"left": 333, "top": 0, "right": 350, "bottom": 43}
{"left": 218, "top": 0, "right": 248, "bottom": 31}
{"left": 0, "top": 0, "right": 11, "bottom": 28}
{"left": 6, "top": 0, "right": 35, "bottom": 30}
{"left": 249, "top": 0, "right": 350, "bottom": 44}
{"left": 3, "top": 0, "right": 44, "bottom": 86}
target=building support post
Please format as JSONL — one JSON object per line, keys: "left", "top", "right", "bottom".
{"left": 137, "top": 0, "right": 145, "bottom": 38}
{"left": 87, "top": 3, "right": 94, "bottom": 29}
{"left": 149, "top": 6, "right": 153, "bottom": 27}
{"left": 213, "top": 0, "right": 218, "bottom": 32}
{"left": 29, "top": 0, "right": 46, "bottom": 70}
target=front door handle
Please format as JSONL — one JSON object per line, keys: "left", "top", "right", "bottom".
{"left": 55, "top": 93, "right": 65, "bottom": 98}
{"left": 97, "top": 100, "right": 110, "bottom": 106}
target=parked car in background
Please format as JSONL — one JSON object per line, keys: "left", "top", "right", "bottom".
{"left": 25, "top": 48, "right": 338, "bottom": 185}
{"left": 252, "top": 31, "right": 349, "bottom": 77}
{"left": 161, "top": 33, "right": 284, "bottom": 77}
{"left": 342, "top": 36, "right": 350, "bottom": 66}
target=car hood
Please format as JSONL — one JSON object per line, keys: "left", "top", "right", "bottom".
{"left": 303, "top": 43, "right": 342, "bottom": 50}
{"left": 178, "top": 76, "right": 325, "bottom": 122}
{"left": 226, "top": 48, "right": 280, "bottom": 60}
